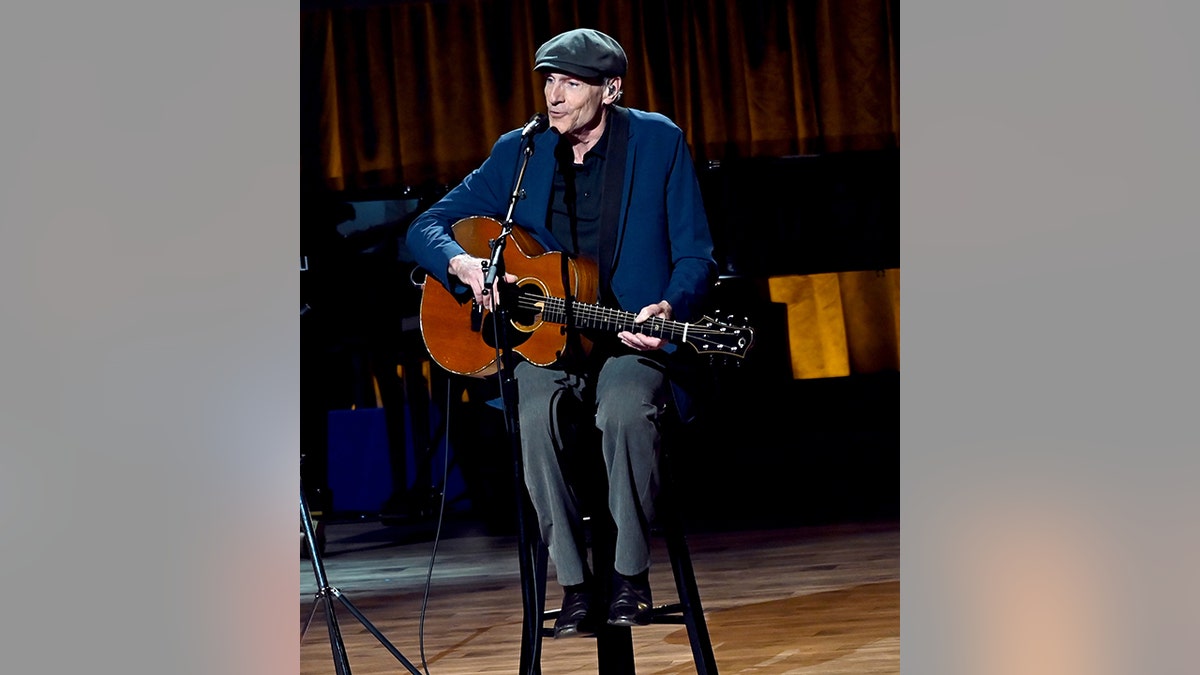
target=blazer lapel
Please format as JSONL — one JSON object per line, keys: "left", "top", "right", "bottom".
{"left": 598, "top": 106, "right": 629, "bottom": 298}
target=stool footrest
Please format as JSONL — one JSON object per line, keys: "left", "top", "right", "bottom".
{"left": 649, "top": 615, "right": 687, "bottom": 625}
{"left": 650, "top": 602, "right": 684, "bottom": 616}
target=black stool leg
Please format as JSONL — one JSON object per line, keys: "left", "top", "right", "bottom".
{"left": 597, "top": 624, "right": 636, "bottom": 675}
{"left": 521, "top": 506, "right": 548, "bottom": 675}
{"left": 590, "top": 519, "right": 636, "bottom": 675}
{"left": 659, "top": 436, "right": 720, "bottom": 675}
{"left": 664, "top": 520, "right": 719, "bottom": 675}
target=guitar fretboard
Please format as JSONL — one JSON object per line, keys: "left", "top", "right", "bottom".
{"left": 507, "top": 289, "right": 753, "bottom": 358}
{"left": 517, "top": 294, "right": 691, "bottom": 343}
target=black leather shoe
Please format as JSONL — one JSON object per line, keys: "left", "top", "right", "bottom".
{"left": 553, "top": 587, "right": 598, "bottom": 638}
{"left": 607, "top": 572, "right": 653, "bottom": 627}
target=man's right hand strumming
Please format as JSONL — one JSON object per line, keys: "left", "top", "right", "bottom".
{"left": 449, "top": 252, "right": 516, "bottom": 311}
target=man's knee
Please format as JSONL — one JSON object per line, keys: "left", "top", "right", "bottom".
{"left": 595, "top": 394, "right": 660, "bottom": 434}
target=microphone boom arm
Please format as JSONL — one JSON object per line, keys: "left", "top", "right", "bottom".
{"left": 483, "top": 115, "right": 544, "bottom": 291}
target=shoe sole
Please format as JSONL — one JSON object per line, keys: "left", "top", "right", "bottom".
{"left": 553, "top": 625, "right": 596, "bottom": 639}
{"left": 606, "top": 617, "right": 651, "bottom": 628}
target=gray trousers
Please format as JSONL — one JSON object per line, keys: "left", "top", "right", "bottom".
{"left": 515, "top": 354, "right": 671, "bottom": 587}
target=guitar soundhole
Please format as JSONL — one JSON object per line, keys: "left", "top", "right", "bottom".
{"left": 472, "top": 281, "right": 544, "bottom": 353}
{"left": 506, "top": 281, "right": 545, "bottom": 331}
{"left": 477, "top": 311, "right": 533, "bottom": 352}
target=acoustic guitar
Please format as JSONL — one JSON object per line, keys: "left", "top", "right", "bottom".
{"left": 417, "top": 216, "right": 755, "bottom": 377}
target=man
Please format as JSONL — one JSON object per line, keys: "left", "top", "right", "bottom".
{"left": 406, "top": 27, "right": 716, "bottom": 637}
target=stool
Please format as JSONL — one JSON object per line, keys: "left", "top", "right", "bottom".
{"left": 518, "top": 425, "right": 720, "bottom": 675}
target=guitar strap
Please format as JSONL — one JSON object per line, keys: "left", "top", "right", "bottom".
{"left": 597, "top": 105, "right": 628, "bottom": 304}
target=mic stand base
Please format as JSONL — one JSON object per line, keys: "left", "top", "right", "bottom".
{"left": 301, "top": 490, "right": 423, "bottom": 675}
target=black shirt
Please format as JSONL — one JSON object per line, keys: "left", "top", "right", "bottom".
{"left": 548, "top": 125, "right": 609, "bottom": 266}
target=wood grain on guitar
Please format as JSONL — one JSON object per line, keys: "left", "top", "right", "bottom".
{"left": 418, "top": 216, "right": 755, "bottom": 377}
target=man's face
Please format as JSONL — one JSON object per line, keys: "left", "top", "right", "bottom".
{"left": 543, "top": 72, "right": 608, "bottom": 139}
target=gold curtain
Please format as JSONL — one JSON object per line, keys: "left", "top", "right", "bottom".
{"left": 301, "top": 0, "right": 899, "bottom": 191}
{"left": 768, "top": 269, "right": 899, "bottom": 379}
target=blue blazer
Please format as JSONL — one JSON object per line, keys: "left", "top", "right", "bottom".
{"left": 406, "top": 106, "right": 717, "bottom": 326}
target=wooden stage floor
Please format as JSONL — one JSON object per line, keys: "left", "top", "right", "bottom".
{"left": 301, "top": 516, "right": 899, "bottom": 674}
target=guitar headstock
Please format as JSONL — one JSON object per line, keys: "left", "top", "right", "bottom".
{"left": 685, "top": 314, "right": 755, "bottom": 360}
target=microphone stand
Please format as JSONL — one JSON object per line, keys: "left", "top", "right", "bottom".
{"left": 482, "top": 127, "right": 547, "bottom": 675}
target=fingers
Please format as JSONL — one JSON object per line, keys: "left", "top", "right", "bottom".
{"left": 623, "top": 302, "right": 671, "bottom": 351}
{"left": 632, "top": 301, "right": 671, "bottom": 324}
{"left": 461, "top": 257, "right": 492, "bottom": 308}
{"left": 618, "top": 330, "right": 664, "bottom": 352}
{"left": 476, "top": 267, "right": 518, "bottom": 311}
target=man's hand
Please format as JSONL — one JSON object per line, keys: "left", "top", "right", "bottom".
{"left": 448, "top": 253, "right": 517, "bottom": 311}
{"left": 619, "top": 300, "right": 672, "bottom": 352}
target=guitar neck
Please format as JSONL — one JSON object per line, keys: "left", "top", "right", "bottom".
{"left": 510, "top": 290, "right": 754, "bottom": 360}
{"left": 535, "top": 296, "right": 693, "bottom": 343}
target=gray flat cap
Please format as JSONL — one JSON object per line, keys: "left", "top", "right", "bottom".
{"left": 533, "top": 28, "right": 627, "bottom": 79}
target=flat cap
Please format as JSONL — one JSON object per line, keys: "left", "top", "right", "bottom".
{"left": 533, "top": 28, "right": 627, "bottom": 79}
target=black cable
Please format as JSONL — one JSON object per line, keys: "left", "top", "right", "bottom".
{"left": 413, "top": 371, "right": 453, "bottom": 675}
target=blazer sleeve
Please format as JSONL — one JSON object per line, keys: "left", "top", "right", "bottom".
{"left": 404, "top": 134, "right": 520, "bottom": 291}
{"left": 661, "top": 128, "right": 717, "bottom": 322}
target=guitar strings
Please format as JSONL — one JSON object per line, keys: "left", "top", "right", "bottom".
{"left": 516, "top": 294, "right": 681, "bottom": 336}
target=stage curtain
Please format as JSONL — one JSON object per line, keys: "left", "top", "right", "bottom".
{"left": 301, "top": 0, "right": 899, "bottom": 192}
{"left": 767, "top": 269, "right": 899, "bottom": 379}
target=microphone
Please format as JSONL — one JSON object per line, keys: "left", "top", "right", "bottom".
{"left": 520, "top": 113, "right": 549, "bottom": 138}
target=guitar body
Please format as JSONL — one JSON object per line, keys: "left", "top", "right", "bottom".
{"left": 419, "top": 216, "right": 598, "bottom": 377}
